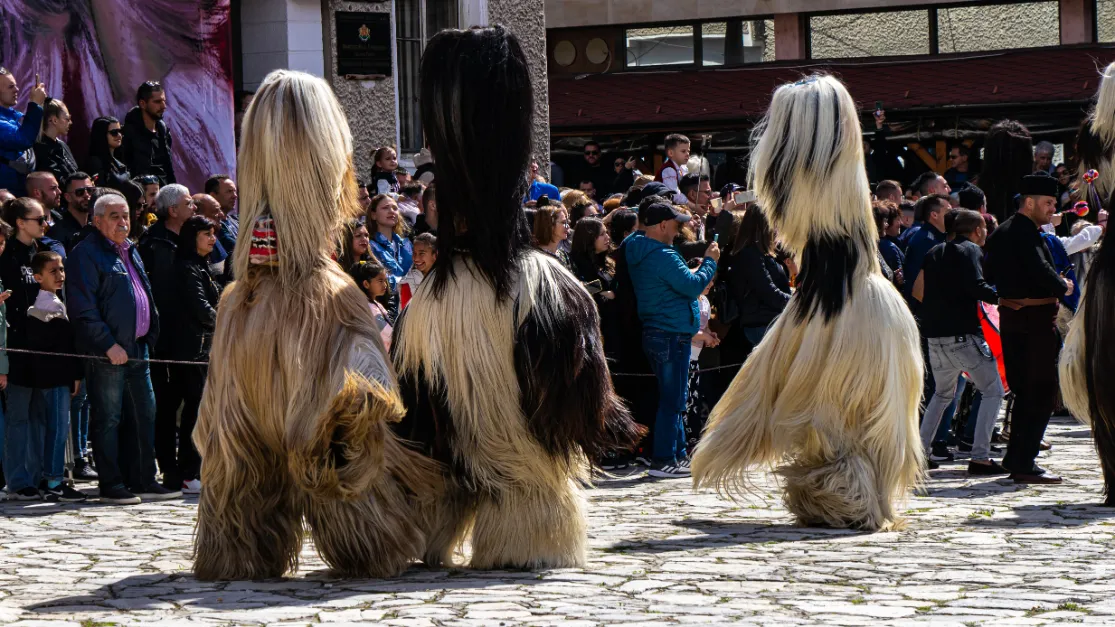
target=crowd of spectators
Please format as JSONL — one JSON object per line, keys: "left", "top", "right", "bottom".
{"left": 0, "top": 63, "right": 1109, "bottom": 499}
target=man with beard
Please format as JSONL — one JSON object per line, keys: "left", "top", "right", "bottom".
{"left": 45, "top": 172, "right": 92, "bottom": 252}
{"left": 26, "top": 171, "right": 63, "bottom": 221}
{"left": 120, "top": 81, "right": 175, "bottom": 185}
{"left": 984, "top": 174, "right": 1072, "bottom": 484}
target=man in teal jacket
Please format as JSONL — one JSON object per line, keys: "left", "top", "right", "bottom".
{"left": 626, "top": 199, "right": 718, "bottom": 478}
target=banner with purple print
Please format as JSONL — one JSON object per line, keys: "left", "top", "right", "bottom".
{"left": 0, "top": 0, "right": 235, "bottom": 191}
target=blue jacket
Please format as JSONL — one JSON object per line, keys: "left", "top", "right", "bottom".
{"left": 66, "top": 230, "right": 160, "bottom": 358}
{"left": 370, "top": 231, "right": 413, "bottom": 289}
{"left": 902, "top": 223, "right": 945, "bottom": 303}
{"left": 1041, "top": 232, "right": 1078, "bottom": 312}
{"left": 0, "top": 102, "right": 43, "bottom": 196}
{"left": 625, "top": 232, "right": 716, "bottom": 335}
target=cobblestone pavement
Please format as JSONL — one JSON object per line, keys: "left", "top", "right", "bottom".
{"left": 2, "top": 417, "right": 1114, "bottom": 626}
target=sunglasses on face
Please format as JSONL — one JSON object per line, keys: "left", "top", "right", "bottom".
{"left": 73, "top": 187, "right": 94, "bottom": 197}
{"left": 22, "top": 216, "right": 47, "bottom": 225}
{"left": 584, "top": 150, "right": 600, "bottom": 156}
{"left": 614, "top": 161, "right": 624, "bottom": 167}
{"left": 107, "top": 129, "right": 123, "bottom": 137}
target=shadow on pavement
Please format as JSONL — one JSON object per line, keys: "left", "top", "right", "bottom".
{"left": 959, "top": 502, "right": 1115, "bottom": 528}
{"left": 603, "top": 519, "right": 868, "bottom": 554}
{"left": 28, "top": 564, "right": 559, "bottom": 613}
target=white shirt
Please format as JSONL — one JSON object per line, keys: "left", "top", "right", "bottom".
{"left": 1042, "top": 223, "right": 1103, "bottom": 256}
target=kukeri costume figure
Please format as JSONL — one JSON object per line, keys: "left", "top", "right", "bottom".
{"left": 191, "top": 70, "right": 439, "bottom": 580}
{"left": 1074, "top": 62, "right": 1115, "bottom": 204}
{"left": 391, "top": 26, "right": 642, "bottom": 569}
{"left": 692, "top": 75, "right": 924, "bottom": 531}
{"left": 1060, "top": 64, "right": 1115, "bottom": 504}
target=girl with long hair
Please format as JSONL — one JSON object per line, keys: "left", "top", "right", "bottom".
{"left": 336, "top": 218, "right": 372, "bottom": 271}
{"left": 86, "top": 116, "right": 130, "bottom": 189}
{"left": 367, "top": 194, "right": 412, "bottom": 286}
{"left": 370, "top": 146, "right": 400, "bottom": 195}
{"left": 532, "top": 205, "right": 571, "bottom": 268}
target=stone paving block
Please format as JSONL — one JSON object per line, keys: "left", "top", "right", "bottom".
{"left": 0, "top": 418, "right": 1112, "bottom": 626}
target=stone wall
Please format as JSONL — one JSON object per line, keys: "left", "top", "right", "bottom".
{"left": 489, "top": 0, "right": 551, "bottom": 176}
{"left": 1100, "top": 0, "right": 1115, "bottom": 43}
{"left": 325, "top": 0, "right": 398, "bottom": 181}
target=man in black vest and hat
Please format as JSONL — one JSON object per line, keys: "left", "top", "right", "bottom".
{"left": 984, "top": 173, "right": 1072, "bottom": 484}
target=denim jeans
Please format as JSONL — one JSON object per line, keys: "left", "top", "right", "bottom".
{"left": 643, "top": 328, "right": 692, "bottom": 464}
{"left": 932, "top": 374, "right": 966, "bottom": 445}
{"left": 70, "top": 380, "right": 90, "bottom": 459}
{"left": 920, "top": 335, "right": 1005, "bottom": 461}
{"left": 3, "top": 384, "right": 70, "bottom": 491}
{"left": 86, "top": 344, "right": 158, "bottom": 491}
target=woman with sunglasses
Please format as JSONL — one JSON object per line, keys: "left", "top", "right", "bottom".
{"left": 86, "top": 117, "right": 131, "bottom": 190}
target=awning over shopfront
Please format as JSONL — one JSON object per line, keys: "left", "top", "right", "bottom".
{"left": 549, "top": 45, "right": 1115, "bottom": 135}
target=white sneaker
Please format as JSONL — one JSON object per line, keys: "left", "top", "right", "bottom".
{"left": 182, "top": 479, "right": 202, "bottom": 494}
{"left": 648, "top": 463, "right": 691, "bottom": 478}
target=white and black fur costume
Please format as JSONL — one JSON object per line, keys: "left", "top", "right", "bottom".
{"left": 692, "top": 74, "right": 925, "bottom": 531}
{"left": 390, "top": 26, "right": 641, "bottom": 569}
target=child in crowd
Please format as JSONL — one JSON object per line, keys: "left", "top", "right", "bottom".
{"left": 399, "top": 232, "right": 437, "bottom": 309}
{"left": 370, "top": 146, "right": 400, "bottom": 195}
{"left": 15, "top": 251, "right": 84, "bottom": 501}
{"left": 349, "top": 259, "right": 394, "bottom": 351}
{"left": 686, "top": 258, "right": 719, "bottom": 450}
{"left": 655, "top": 134, "right": 691, "bottom": 205}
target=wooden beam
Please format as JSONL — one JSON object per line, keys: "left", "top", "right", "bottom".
{"left": 909, "top": 143, "right": 939, "bottom": 173}
{"left": 774, "top": 13, "right": 807, "bottom": 61}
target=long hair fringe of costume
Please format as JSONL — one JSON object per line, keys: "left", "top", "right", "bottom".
{"left": 1060, "top": 198, "right": 1115, "bottom": 505}
{"left": 393, "top": 251, "right": 640, "bottom": 569}
{"left": 192, "top": 69, "right": 441, "bottom": 581}
{"left": 1078, "top": 62, "right": 1115, "bottom": 202}
{"left": 691, "top": 74, "right": 924, "bottom": 531}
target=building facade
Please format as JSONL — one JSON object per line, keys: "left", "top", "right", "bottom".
{"left": 545, "top": 0, "right": 1115, "bottom": 184}
{"left": 234, "top": 0, "right": 549, "bottom": 178}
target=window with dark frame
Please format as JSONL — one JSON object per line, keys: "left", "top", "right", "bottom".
{"left": 623, "top": 18, "right": 775, "bottom": 69}
{"left": 396, "top": 0, "right": 458, "bottom": 153}
{"left": 806, "top": 1, "right": 1071, "bottom": 60}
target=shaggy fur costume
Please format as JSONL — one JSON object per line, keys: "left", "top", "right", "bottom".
{"left": 1060, "top": 212, "right": 1115, "bottom": 505}
{"left": 192, "top": 70, "right": 440, "bottom": 580}
{"left": 393, "top": 251, "right": 640, "bottom": 569}
{"left": 1060, "top": 64, "right": 1115, "bottom": 506}
{"left": 1077, "top": 62, "right": 1115, "bottom": 203}
{"left": 691, "top": 74, "right": 925, "bottom": 531}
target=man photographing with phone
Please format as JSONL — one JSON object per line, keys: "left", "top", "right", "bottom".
{"left": 0, "top": 69, "right": 48, "bottom": 196}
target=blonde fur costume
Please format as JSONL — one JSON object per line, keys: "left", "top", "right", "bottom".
{"left": 191, "top": 70, "right": 439, "bottom": 580}
{"left": 390, "top": 26, "right": 642, "bottom": 570}
{"left": 691, "top": 75, "right": 925, "bottom": 531}
{"left": 1077, "top": 62, "right": 1115, "bottom": 202}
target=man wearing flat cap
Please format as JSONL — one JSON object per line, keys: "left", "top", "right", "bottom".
{"left": 625, "top": 197, "right": 719, "bottom": 478}
{"left": 984, "top": 173, "right": 1073, "bottom": 485}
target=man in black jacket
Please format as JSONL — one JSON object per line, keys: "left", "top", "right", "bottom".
{"left": 138, "top": 183, "right": 194, "bottom": 491}
{"left": 913, "top": 209, "right": 1006, "bottom": 476}
{"left": 984, "top": 174, "right": 1072, "bottom": 484}
{"left": 45, "top": 172, "right": 92, "bottom": 252}
{"left": 120, "top": 81, "right": 175, "bottom": 185}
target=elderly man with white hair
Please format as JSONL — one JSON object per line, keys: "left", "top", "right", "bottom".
{"left": 67, "top": 192, "right": 179, "bottom": 505}
{"left": 136, "top": 183, "right": 196, "bottom": 496}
